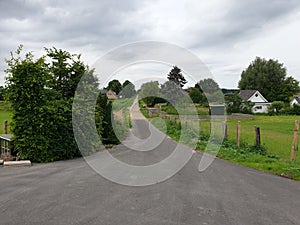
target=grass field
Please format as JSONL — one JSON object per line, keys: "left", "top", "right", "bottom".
{"left": 144, "top": 100, "right": 300, "bottom": 180}
{"left": 198, "top": 116, "right": 300, "bottom": 163}
{"left": 0, "top": 101, "right": 12, "bottom": 134}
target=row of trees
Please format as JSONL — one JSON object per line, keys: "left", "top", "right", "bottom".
{"left": 139, "top": 66, "right": 188, "bottom": 107}
{"left": 5, "top": 46, "right": 117, "bottom": 162}
{"left": 106, "top": 79, "right": 136, "bottom": 98}
{"left": 139, "top": 65, "right": 224, "bottom": 109}
{"left": 141, "top": 57, "right": 300, "bottom": 115}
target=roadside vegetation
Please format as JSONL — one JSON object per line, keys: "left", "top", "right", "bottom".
{"left": 147, "top": 112, "right": 300, "bottom": 180}
{"left": 3, "top": 45, "right": 136, "bottom": 162}
{"left": 137, "top": 57, "right": 300, "bottom": 180}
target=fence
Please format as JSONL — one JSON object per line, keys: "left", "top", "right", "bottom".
{"left": 158, "top": 115, "right": 299, "bottom": 162}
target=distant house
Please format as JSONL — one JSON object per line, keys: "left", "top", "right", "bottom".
{"left": 101, "top": 89, "right": 118, "bottom": 100}
{"left": 238, "top": 90, "right": 271, "bottom": 113}
{"left": 290, "top": 97, "right": 300, "bottom": 107}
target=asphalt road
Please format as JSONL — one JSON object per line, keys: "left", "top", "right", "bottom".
{"left": 1, "top": 104, "right": 300, "bottom": 224}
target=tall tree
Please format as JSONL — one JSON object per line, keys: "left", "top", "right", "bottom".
{"left": 167, "top": 66, "right": 187, "bottom": 87}
{"left": 198, "top": 78, "right": 220, "bottom": 94}
{"left": 139, "top": 81, "right": 160, "bottom": 106}
{"left": 107, "top": 79, "right": 122, "bottom": 95}
{"left": 161, "top": 80, "right": 184, "bottom": 105}
{"left": 238, "top": 57, "right": 300, "bottom": 102}
{"left": 121, "top": 80, "right": 136, "bottom": 98}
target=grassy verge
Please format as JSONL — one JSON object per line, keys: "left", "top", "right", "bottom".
{"left": 111, "top": 97, "right": 135, "bottom": 142}
{"left": 147, "top": 111, "right": 300, "bottom": 180}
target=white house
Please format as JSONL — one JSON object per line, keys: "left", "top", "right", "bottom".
{"left": 238, "top": 90, "right": 271, "bottom": 113}
{"left": 290, "top": 97, "right": 300, "bottom": 107}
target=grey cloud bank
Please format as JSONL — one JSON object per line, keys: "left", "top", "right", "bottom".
{"left": 1, "top": 0, "right": 300, "bottom": 88}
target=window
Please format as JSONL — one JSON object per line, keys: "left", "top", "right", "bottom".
{"left": 255, "top": 106, "right": 262, "bottom": 110}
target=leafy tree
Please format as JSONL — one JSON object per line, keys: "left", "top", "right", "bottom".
{"left": 268, "top": 101, "right": 285, "bottom": 115}
{"left": 226, "top": 93, "right": 253, "bottom": 114}
{"left": 5, "top": 46, "right": 99, "bottom": 162}
{"left": 160, "top": 80, "right": 184, "bottom": 105}
{"left": 120, "top": 80, "right": 136, "bottom": 98}
{"left": 238, "top": 57, "right": 300, "bottom": 102}
{"left": 0, "top": 86, "right": 6, "bottom": 101}
{"left": 45, "top": 47, "right": 90, "bottom": 99}
{"left": 189, "top": 87, "right": 202, "bottom": 104}
{"left": 107, "top": 79, "right": 122, "bottom": 95}
{"left": 198, "top": 78, "right": 220, "bottom": 94}
{"left": 197, "top": 78, "right": 223, "bottom": 104}
{"left": 288, "top": 104, "right": 300, "bottom": 115}
{"left": 139, "top": 81, "right": 160, "bottom": 106}
{"left": 167, "top": 66, "right": 187, "bottom": 88}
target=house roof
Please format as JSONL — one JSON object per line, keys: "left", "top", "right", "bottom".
{"left": 293, "top": 97, "right": 300, "bottom": 104}
{"left": 238, "top": 90, "right": 257, "bottom": 101}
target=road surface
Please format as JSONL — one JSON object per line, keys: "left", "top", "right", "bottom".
{"left": 0, "top": 102, "right": 300, "bottom": 225}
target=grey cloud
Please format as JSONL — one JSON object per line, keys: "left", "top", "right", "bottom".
{"left": 0, "top": 0, "right": 44, "bottom": 19}
{"left": 188, "top": 0, "right": 300, "bottom": 49}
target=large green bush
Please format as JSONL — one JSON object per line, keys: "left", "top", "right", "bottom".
{"left": 5, "top": 46, "right": 100, "bottom": 162}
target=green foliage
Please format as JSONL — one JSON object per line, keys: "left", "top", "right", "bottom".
{"left": 167, "top": 66, "right": 187, "bottom": 88}
{"left": 197, "top": 78, "right": 224, "bottom": 104}
{"left": 139, "top": 81, "right": 161, "bottom": 107}
{"left": 198, "top": 78, "right": 220, "bottom": 94}
{"left": 121, "top": 80, "right": 136, "bottom": 98}
{"left": 0, "top": 101, "right": 12, "bottom": 112}
{"left": 226, "top": 93, "right": 253, "bottom": 114}
{"left": 0, "top": 86, "right": 6, "bottom": 101}
{"left": 238, "top": 57, "right": 300, "bottom": 102}
{"left": 101, "top": 101, "right": 119, "bottom": 145}
{"left": 5, "top": 46, "right": 98, "bottom": 162}
{"left": 189, "top": 87, "right": 203, "bottom": 104}
{"left": 288, "top": 104, "right": 300, "bottom": 115}
{"left": 160, "top": 80, "right": 184, "bottom": 105}
{"left": 268, "top": 101, "right": 285, "bottom": 115}
{"left": 107, "top": 79, "right": 122, "bottom": 95}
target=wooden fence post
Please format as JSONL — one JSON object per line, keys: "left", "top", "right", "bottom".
{"left": 237, "top": 121, "right": 241, "bottom": 148}
{"left": 222, "top": 122, "right": 227, "bottom": 139}
{"left": 255, "top": 126, "right": 261, "bottom": 147}
{"left": 4, "top": 120, "right": 8, "bottom": 134}
{"left": 291, "top": 120, "right": 299, "bottom": 161}
{"left": 198, "top": 120, "right": 201, "bottom": 134}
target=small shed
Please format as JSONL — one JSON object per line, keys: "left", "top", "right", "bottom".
{"left": 0, "top": 134, "right": 14, "bottom": 157}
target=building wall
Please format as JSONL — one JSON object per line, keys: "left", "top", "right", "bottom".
{"left": 252, "top": 103, "right": 270, "bottom": 113}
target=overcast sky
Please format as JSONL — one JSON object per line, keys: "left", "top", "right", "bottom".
{"left": 1, "top": 0, "right": 300, "bottom": 88}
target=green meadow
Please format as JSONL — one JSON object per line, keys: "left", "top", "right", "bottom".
{"left": 0, "top": 101, "right": 12, "bottom": 134}
{"left": 199, "top": 115, "right": 300, "bottom": 163}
